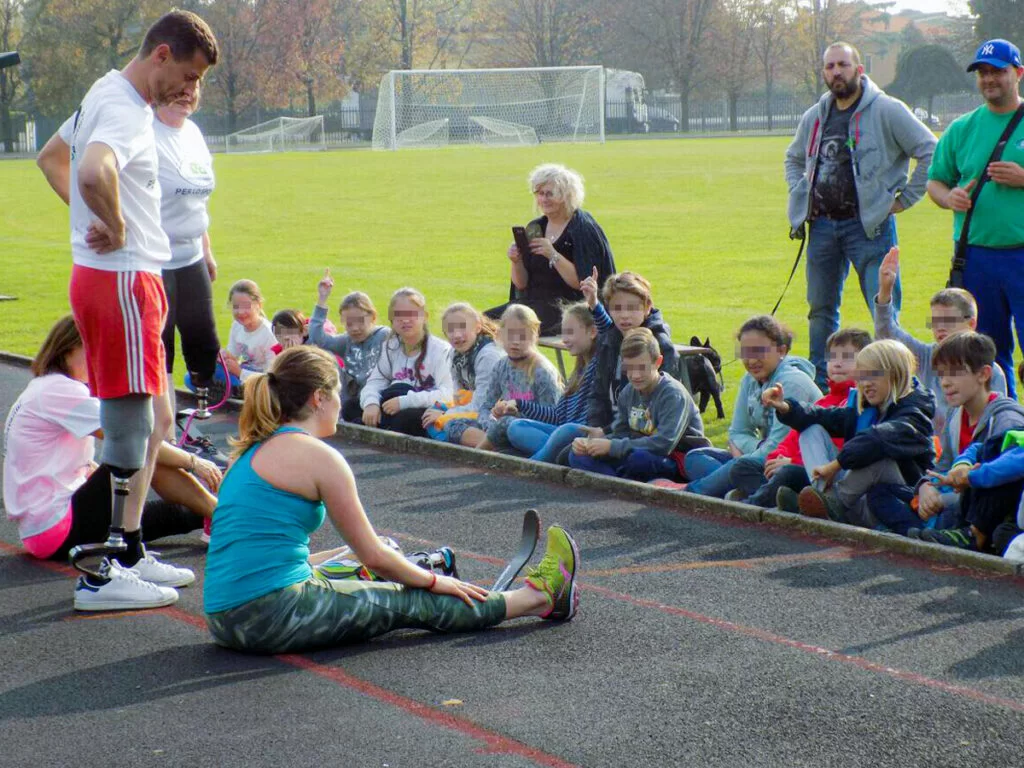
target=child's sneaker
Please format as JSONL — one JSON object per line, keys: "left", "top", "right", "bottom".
{"left": 798, "top": 487, "right": 847, "bottom": 522}
{"left": 525, "top": 526, "right": 580, "bottom": 621}
{"left": 200, "top": 516, "right": 212, "bottom": 544}
{"left": 74, "top": 558, "right": 179, "bottom": 611}
{"left": 920, "top": 526, "right": 975, "bottom": 549}
{"left": 126, "top": 546, "right": 195, "bottom": 588}
{"left": 407, "top": 547, "right": 460, "bottom": 580}
{"left": 775, "top": 486, "right": 800, "bottom": 514}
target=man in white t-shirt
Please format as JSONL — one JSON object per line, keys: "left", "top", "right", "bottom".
{"left": 36, "top": 10, "right": 218, "bottom": 611}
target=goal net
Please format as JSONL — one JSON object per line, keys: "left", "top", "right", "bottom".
{"left": 372, "top": 66, "right": 604, "bottom": 150}
{"left": 226, "top": 116, "right": 326, "bottom": 154}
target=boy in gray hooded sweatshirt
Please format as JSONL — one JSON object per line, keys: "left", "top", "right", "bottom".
{"left": 569, "top": 328, "right": 705, "bottom": 481}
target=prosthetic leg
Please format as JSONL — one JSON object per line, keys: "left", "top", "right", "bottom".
{"left": 69, "top": 465, "right": 136, "bottom": 579}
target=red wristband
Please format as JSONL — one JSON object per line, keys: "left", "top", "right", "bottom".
{"left": 427, "top": 571, "right": 437, "bottom": 591}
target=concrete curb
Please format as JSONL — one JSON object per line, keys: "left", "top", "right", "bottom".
{"left": 3, "top": 350, "right": 1020, "bottom": 578}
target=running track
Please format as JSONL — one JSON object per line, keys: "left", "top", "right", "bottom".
{"left": 2, "top": 361, "right": 1022, "bottom": 768}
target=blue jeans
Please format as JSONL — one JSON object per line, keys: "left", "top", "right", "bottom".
{"left": 684, "top": 447, "right": 736, "bottom": 498}
{"left": 807, "top": 215, "right": 899, "bottom": 389}
{"left": 963, "top": 244, "right": 1024, "bottom": 401}
{"left": 569, "top": 449, "right": 678, "bottom": 481}
{"left": 506, "top": 419, "right": 588, "bottom": 463}
{"left": 729, "top": 456, "right": 811, "bottom": 507}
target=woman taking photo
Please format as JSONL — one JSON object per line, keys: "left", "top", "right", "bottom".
{"left": 203, "top": 346, "right": 580, "bottom": 653}
{"left": 487, "top": 163, "right": 616, "bottom": 335}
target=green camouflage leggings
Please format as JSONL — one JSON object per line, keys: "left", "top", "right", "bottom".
{"left": 205, "top": 573, "right": 507, "bottom": 654}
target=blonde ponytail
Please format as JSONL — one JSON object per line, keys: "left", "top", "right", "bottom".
{"left": 229, "top": 347, "right": 340, "bottom": 458}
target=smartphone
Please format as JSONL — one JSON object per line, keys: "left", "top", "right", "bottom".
{"left": 512, "top": 226, "right": 532, "bottom": 258}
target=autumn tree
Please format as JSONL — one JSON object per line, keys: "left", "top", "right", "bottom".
{"left": 749, "top": 0, "right": 792, "bottom": 130}
{"left": 485, "top": 0, "right": 601, "bottom": 68}
{"left": 705, "top": 0, "right": 754, "bottom": 131}
{"left": 621, "top": 0, "right": 716, "bottom": 133}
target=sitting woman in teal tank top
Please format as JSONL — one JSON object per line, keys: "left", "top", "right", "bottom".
{"left": 203, "top": 345, "right": 581, "bottom": 654}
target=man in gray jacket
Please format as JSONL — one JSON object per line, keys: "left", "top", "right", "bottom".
{"left": 785, "top": 41, "right": 937, "bottom": 389}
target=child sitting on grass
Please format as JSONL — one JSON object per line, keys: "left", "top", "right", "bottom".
{"left": 505, "top": 268, "right": 612, "bottom": 463}
{"left": 875, "top": 247, "right": 1007, "bottom": 430}
{"left": 468, "top": 304, "right": 562, "bottom": 451}
{"left": 422, "top": 302, "right": 504, "bottom": 446}
{"left": 309, "top": 270, "right": 389, "bottom": 423}
{"left": 883, "top": 333, "right": 1024, "bottom": 551}
{"left": 732, "top": 328, "right": 871, "bottom": 509}
{"left": 360, "top": 287, "right": 453, "bottom": 437}
{"left": 569, "top": 328, "right": 705, "bottom": 482}
{"left": 764, "top": 339, "right": 935, "bottom": 528}
{"left": 587, "top": 271, "right": 679, "bottom": 436}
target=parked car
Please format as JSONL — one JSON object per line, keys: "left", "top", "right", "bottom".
{"left": 647, "top": 106, "right": 680, "bottom": 133}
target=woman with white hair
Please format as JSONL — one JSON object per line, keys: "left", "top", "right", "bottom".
{"left": 486, "top": 163, "right": 616, "bottom": 335}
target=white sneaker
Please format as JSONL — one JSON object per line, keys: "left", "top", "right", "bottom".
{"left": 127, "top": 546, "right": 196, "bottom": 588}
{"left": 74, "top": 559, "right": 179, "bottom": 612}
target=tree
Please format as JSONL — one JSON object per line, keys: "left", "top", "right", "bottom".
{"left": 486, "top": 0, "right": 601, "bottom": 68}
{"left": 0, "top": 0, "right": 25, "bottom": 152}
{"left": 621, "top": 0, "right": 716, "bottom": 133}
{"left": 887, "top": 43, "right": 972, "bottom": 119}
{"left": 269, "top": 0, "right": 347, "bottom": 116}
{"left": 791, "top": 0, "right": 865, "bottom": 99}
{"left": 705, "top": 0, "right": 754, "bottom": 132}
{"left": 970, "top": 0, "right": 1024, "bottom": 52}
{"left": 202, "top": 0, "right": 282, "bottom": 133}
{"left": 381, "top": 0, "right": 480, "bottom": 70}
{"left": 749, "top": 0, "right": 792, "bottom": 131}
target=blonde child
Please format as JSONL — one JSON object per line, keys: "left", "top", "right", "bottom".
{"left": 359, "top": 288, "right": 453, "bottom": 436}
{"left": 309, "top": 269, "right": 388, "bottom": 422}
{"left": 422, "top": 303, "right": 505, "bottom": 446}
{"left": 505, "top": 268, "right": 612, "bottom": 462}
{"left": 468, "top": 304, "right": 563, "bottom": 451}
{"left": 764, "top": 339, "right": 936, "bottom": 526}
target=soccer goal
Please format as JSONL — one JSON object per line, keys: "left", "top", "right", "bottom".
{"left": 226, "top": 116, "right": 326, "bottom": 154}
{"left": 372, "top": 66, "right": 605, "bottom": 150}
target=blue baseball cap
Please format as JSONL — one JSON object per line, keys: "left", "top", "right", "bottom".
{"left": 967, "top": 39, "right": 1022, "bottom": 71}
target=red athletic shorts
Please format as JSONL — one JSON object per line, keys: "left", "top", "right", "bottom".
{"left": 69, "top": 265, "right": 167, "bottom": 399}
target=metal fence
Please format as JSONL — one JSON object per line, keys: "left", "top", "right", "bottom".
{"left": 4, "top": 90, "right": 984, "bottom": 154}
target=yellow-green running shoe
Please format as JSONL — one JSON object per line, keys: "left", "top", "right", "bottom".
{"left": 525, "top": 526, "right": 580, "bottom": 621}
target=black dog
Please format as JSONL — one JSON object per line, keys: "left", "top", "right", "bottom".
{"left": 687, "top": 336, "right": 725, "bottom": 419}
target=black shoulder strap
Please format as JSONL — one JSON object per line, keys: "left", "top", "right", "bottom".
{"left": 950, "top": 103, "right": 1024, "bottom": 285}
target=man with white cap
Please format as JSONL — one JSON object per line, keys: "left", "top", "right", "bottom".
{"left": 928, "top": 38, "right": 1024, "bottom": 399}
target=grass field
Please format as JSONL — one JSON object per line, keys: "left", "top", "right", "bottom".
{"left": 0, "top": 137, "right": 955, "bottom": 445}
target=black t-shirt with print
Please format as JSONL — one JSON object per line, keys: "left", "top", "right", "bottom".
{"left": 812, "top": 98, "right": 861, "bottom": 220}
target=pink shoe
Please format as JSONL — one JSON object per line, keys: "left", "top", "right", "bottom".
{"left": 200, "top": 517, "right": 212, "bottom": 544}
{"left": 650, "top": 478, "right": 688, "bottom": 491}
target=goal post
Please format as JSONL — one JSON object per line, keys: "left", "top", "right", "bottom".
{"left": 372, "top": 66, "right": 605, "bottom": 150}
{"left": 226, "top": 115, "right": 326, "bottom": 154}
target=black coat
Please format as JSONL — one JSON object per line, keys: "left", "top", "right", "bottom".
{"left": 778, "top": 383, "right": 936, "bottom": 485}
{"left": 587, "top": 307, "right": 680, "bottom": 432}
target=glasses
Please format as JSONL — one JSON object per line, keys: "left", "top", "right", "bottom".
{"left": 533, "top": 189, "right": 559, "bottom": 200}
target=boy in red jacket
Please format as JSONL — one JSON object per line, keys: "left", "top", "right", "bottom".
{"left": 728, "top": 328, "right": 871, "bottom": 508}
